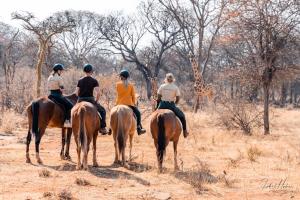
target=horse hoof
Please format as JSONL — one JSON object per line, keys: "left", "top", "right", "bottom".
{"left": 26, "top": 158, "right": 31, "bottom": 163}
{"left": 93, "top": 163, "right": 99, "bottom": 168}
{"left": 124, "top": 163, "right": 130, "bottom": 169}
{"left": 83, "top": 166, "right": 88, "bottom": 171}
{"left": 76, "top": 165, "right": 82, "bottom": 170}
{"left": 37, "top": 159, "right": 43, "bottom": 165}
{"left": 65, "top": 155, "right": 71, "bottom": 161}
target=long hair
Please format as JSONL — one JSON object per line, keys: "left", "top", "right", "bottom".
{"left": 122, "top": 79, "right": 129, "bottom": 88}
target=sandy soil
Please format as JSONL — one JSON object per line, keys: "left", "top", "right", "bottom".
{"left": 1, "top": 108, "right": 300, "bottom": 200}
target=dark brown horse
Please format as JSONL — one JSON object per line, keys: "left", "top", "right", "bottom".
{"left": 150, "top": 109, "right": 182, "bottom": 172}
{"left": 26, "top": 93, "right": 77, "bottom": 164}
{"left": 71, "top": 102, "right": 100, "bottom": 170}
{"left": 110, "top": 105, "right": 136, "bottom": 168}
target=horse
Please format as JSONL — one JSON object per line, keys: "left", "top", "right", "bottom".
{"left": 110, "top": 105, "right": 136, "bottom": 167}
{"left": 26, "top": 93, "right": 77, "bottom": 164}
{"left": 150, "top": 109, "right": 182, "bottom": 172}
{"left": 71, "top": 101, "right": 100, "bottom": 170}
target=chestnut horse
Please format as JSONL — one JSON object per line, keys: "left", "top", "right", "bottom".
{"left": 26, "top": 94, "right": 77, "bottom": 164}
{"left": 150, "top": 109, "right": 182, "bottom": 172}
{"left": 110, "top": 105, "right": 136, "bottom": 167}
{"left": 71, "top": 102, "right": 100, "bottom": 170}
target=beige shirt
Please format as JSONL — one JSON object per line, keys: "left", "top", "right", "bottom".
{"left": 47, "top": 74, "right": 63, "bottom": 90}
{"left": 157, "top": 82, "right": 180, "bottom": 102}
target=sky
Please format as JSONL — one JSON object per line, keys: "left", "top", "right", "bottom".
{"left": 0, "top": 0, "right": 141, "bottom": 27}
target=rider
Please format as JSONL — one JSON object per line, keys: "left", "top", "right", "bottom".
{"left": 116, "top": 70, "right": 146, "bottom": 135}
{"left": 157, "top": 73, "right": 189, "bottom": 138}
{"left": 75, "top": 64, "right": 109, "bottom": 135}
{"left": 47, "top": 63, "right": 73, "bottom": 128}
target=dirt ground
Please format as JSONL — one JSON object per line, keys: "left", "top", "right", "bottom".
{"left": 1, "top": 107, "right": 300, "bottom": 200}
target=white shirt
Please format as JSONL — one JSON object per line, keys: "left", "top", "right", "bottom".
{"left": 47, "top": 74, "right": 63, "bottom": 90}
{"left": 157, "top": 82, "right": 180, "bottom": 102}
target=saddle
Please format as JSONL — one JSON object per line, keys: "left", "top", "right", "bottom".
{"left": 48, "top": 95, "right": 67, "bottom": 116}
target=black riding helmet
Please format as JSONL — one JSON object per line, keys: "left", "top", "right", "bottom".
{"left": 53, "top": 63, "right": 64, "bottom": 72}
{"left": 83, "top": 64, "right": 93, "bottom": 73}
{"left": 120, "top": 70, "right": 129, "bottom": 79}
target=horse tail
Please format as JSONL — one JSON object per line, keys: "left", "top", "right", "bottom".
{"left": 116, "top": 112, "right": 125, "bottom": 156}
{"left": 31, "top": 101, "right": 40, "bottom": 139}
{"left": 78, "top": 108, "right": 87, "bottom": 155}
{"left": 157, "top": 114, "right": 166, "bottom": 163}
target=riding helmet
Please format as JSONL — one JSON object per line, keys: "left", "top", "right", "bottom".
{"left": 120, "top": 70, "right": 130, "bottom": 79}
{"left": 83, "top": 64, "right": 93, "bottom": 73}
{"left": 52, "top": 63, "right": 64, "bottom": 72}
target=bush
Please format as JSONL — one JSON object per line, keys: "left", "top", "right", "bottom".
{"left": 216, "top": 97, "right": 263, "bottom": 134}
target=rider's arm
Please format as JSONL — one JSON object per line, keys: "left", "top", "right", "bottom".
{"left": 75, "top": 87, "right": 80, "bottom": 96}
{"left": 175, "top": 86, "right": 181, "bottom": 104}
{"left": 94, "top": 86, "right": 100, "bottom": 102}
{"left": 175, "top": 96, "right": 180, "bottom": 104}
{"left": 131, "top": 85, "right": 136, "bottom": 106}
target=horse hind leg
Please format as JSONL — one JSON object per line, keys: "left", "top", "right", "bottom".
{"left": 60, "top": 128, "right": 66, "bottom": 160}
{"left": 35, "top": 128, "right": 45, "bottom": 165}
{"left": 26, "top": 130, "right": 32, "bottom": 163}
{"left": 64, "top": 128, "right": 72, "bottom": 160}
{"left": 173, "top": 140, "right": 179, "bottom": 171}
{"left": 92, "top": 131, "right": 99, "bottom": 167}
{"left": 113, "top": 140, "right": 120, "bottom": 165}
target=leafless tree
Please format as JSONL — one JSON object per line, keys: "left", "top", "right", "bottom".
{"left": 219, "top": 0, "right": 300, "bottom": 134}
{"left": 57, "top": 11, "right": 106, "bottom": 68}
{"left": 159, "top": 0, "right": 228, "bottom": 111}
{"left": 96, "top": 2, "right": 181, "bottom": 98}
{"left": 12, "top": 11, "right": 75, "bottom": 97}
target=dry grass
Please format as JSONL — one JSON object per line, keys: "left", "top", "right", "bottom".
{"left": 247, "top": 146, "right": 263, "bottom": 162}
{"left": 57, "top": 189, "right": 73, "bottom": 200}
{"left": 75, "top": 177, "right": 91, "bottom": 186}
{"left": 38, "top": 169, "right": 51, "bottom": 178}
{"left": 0, "top": 109, "right": 23, "bottom": 134}
{"left": 1, "top": 108, "right": 300, "bottom": 199}
{"left": 43, "top": 191, "right": 54, "bottom": 198}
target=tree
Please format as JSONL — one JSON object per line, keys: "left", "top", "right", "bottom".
{"left": 159, "top": 0, "right": 228, "bottom": 112}
{"left": 57, "top": 11, "right": 106, "bottom": 68}
{"left": 221, "top": 0, "right": 300, "bottom": 134}
{"left": 12, "top": 11, "right": 75, "bottom": 97}
{"left": 96, "top": 2, "right": 181, "bottom": 99}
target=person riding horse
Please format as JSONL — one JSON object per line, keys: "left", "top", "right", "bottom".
{"left": 157, "top": 73, "right": 189, "bottom": 138}
{"left": 75, "top": 64, "right": 109, "bottom": 135}
{"left": 115, "top": 70, "right": 146, "bottom": 135}
{"left": 47, "top": 63, "right": 73, "bottom": 128}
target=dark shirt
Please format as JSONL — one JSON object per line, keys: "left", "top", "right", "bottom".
{"left": 77, "top": 76, "right": 99, "bottom": 97}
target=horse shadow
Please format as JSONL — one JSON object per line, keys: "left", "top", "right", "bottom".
{"left": 43, "top": 162, "right": 151, "bottom": 186}
{"left": 172, "top": 170, "right": 219, "bottom": 194}
{"left": 89, "top": 167, "right": 151, "bottom": 186}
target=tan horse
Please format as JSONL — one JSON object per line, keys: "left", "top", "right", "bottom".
{"left": 26, "top": 94, "right": 77, "bottom": 164}
{"left": 71, "top": 102, "right": 100, "bottom": 170}
{"left": 110, "top": 105, "right": 136, "bottom": 167}
{"left": 150, "top": 109, "right": 182, "bottom": 172}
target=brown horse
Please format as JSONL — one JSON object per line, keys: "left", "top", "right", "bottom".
{"left": 71, "top": 102, "right": 100, "bottom": 170}
{"left": 26, "top": 94, "right": 77, "bottom": 164}
{"left": 110, "top": 105, "right": 136, "bottom": 167}
{"left": 150, "top": 109, "right": 182, "bottom": 172}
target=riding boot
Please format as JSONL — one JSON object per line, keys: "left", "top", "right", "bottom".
{"left": 99, "top": 127, "right": 109, "bottom": 135}
{"left": 137, "top": 125, "right": 146, "bottom": 135}
{"left": 183, "top": 130, "right": 189, "bottom": 138}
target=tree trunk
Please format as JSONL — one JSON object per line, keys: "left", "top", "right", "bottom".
{"left": 35, "top": 42, "right": 47, "bottom": 97}
{"left": 280, "top": 82, "right": 287, "bottom": 107}
{"left": 263, "top": 82, "right": 270, "bottom": 135}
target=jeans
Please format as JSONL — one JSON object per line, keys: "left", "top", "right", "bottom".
{"left": 128, "top": 106, "right": 142, "bottom": 128}
{"left": 49, "top": 90, "right": 73, "bottom": 120}
{"left": 157, "top": 101, "right": 187, "bottom": 131}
